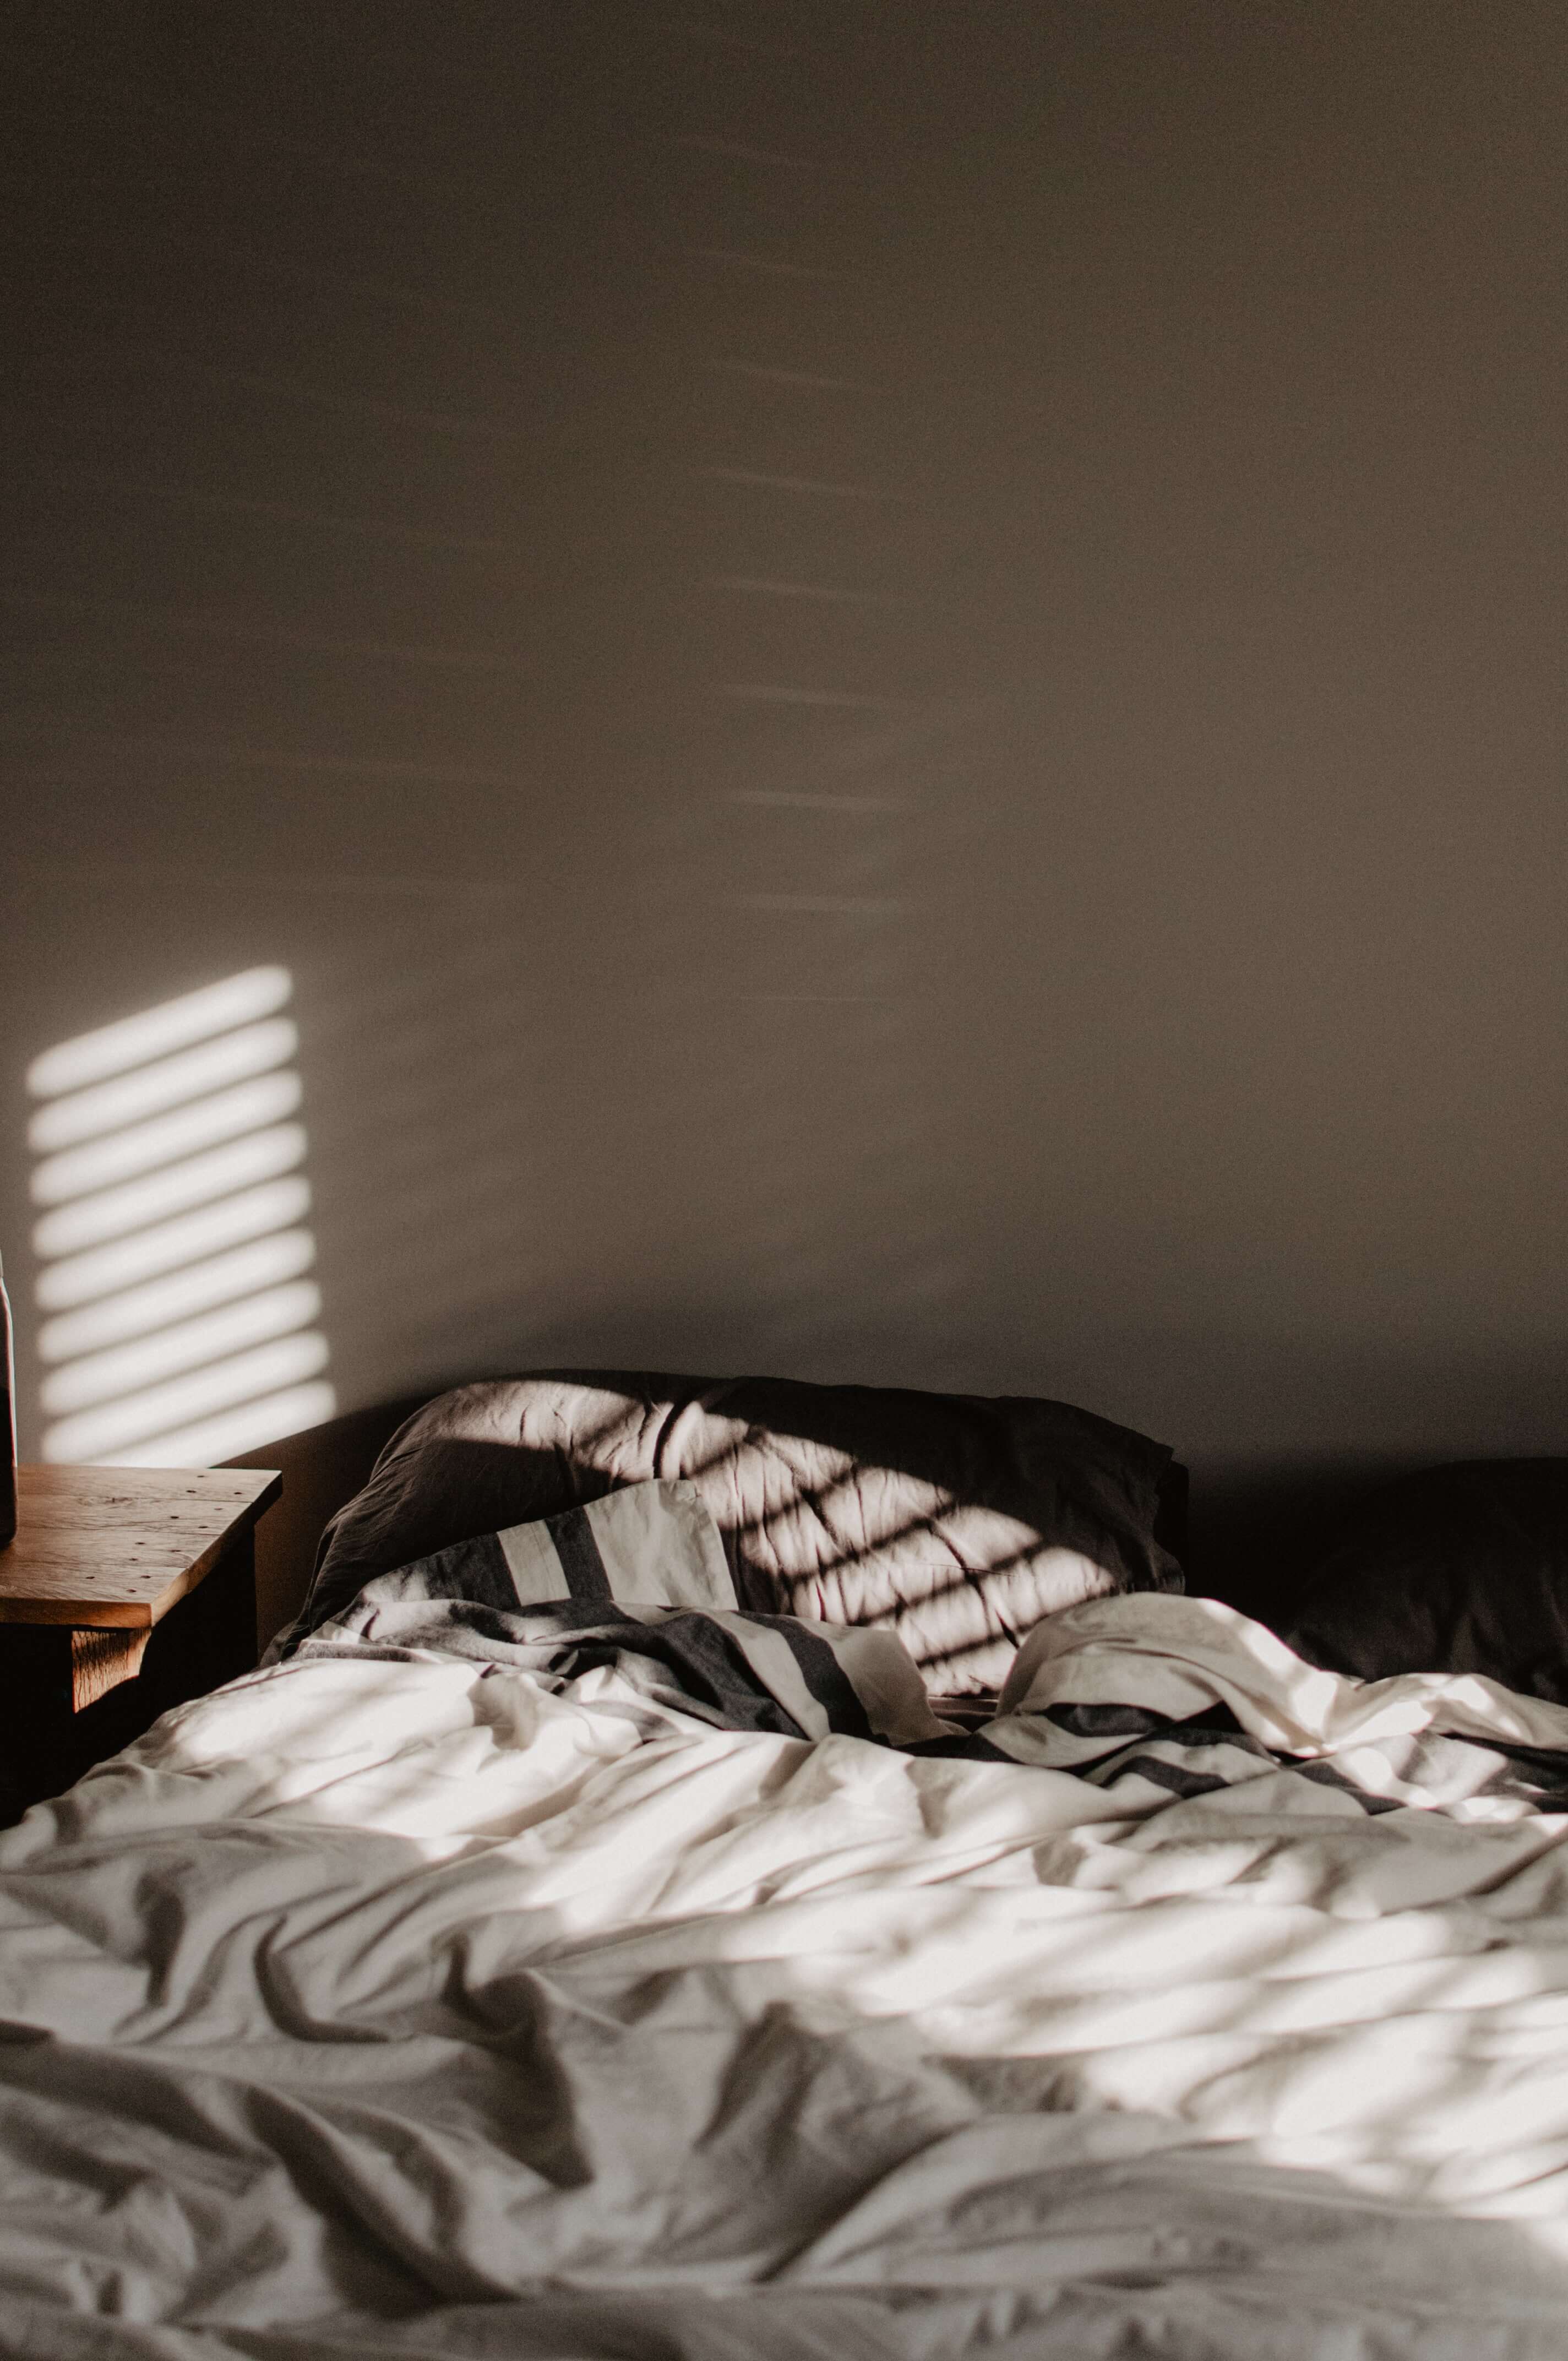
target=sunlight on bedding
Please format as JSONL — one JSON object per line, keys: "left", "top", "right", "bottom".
{"left": 27, "top": 966, "right": 335, "bottom": 1464}
{"left": 12, "top": 1596, "right": 1568, "bottom": 2349}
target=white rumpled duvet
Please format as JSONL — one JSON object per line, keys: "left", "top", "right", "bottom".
{"left": 9, "top": 1596, "right": 1568, "bottom": 2357}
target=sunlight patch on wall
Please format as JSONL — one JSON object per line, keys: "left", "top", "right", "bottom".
{"left": 28, "top": 967, "right": 335, "bottom": 1466}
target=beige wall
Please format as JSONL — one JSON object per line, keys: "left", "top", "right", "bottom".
{"left": 3, "top": 1, "right": 1564, "bottom": 1488}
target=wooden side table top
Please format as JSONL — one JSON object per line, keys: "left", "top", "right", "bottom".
{"left": 0, "top": 1464, "right": 282, "bottom": 1630}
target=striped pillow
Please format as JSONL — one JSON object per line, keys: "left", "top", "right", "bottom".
{"left": 359, "top": 1478, "right": 738, "bottom": 1616}
{"left": 349, "top": 1479, "right": 948, "bottom": 1744}
{"left": 285, "top": 1372, "right": 1181, "bottom": 1697}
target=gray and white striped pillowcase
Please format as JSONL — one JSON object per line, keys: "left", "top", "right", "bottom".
{"left": 360, "top": 1479, "right": 736, "bottom": 1615}
{"left": 356, "top": 1478, "right": 948, "bottom": 1744}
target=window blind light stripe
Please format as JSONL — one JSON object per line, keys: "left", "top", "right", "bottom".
{"left": 27, "top": 969, "right": 292, "bottom": 1098}
{"left": 33, "top": 1125, "right": 308, "bottom": 1259}
{"left": 28, "top": 1019, "right": 300, "bottom": 1153}
{"left": 38, "top": 1233, "right": 318, "bottom": 1364}
{"left": 31, "top": 1073, "right": 303, "bottom": 1207}
{"left": 41, "top": 1281, "right": 323, "bottom": 1416}
{"left": 102, "top": 1383, "right": 339, "bottom": 1471}
{"left": 43, "top": 1331, "right": 330, "bottom": 1462}
{"left": 31, "top": 969, "right": 334, "bottom": 1466}
{"left": 36, "top": 1179, "right": 314, "bottom": 1312}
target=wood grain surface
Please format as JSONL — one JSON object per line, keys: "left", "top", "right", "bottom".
{"left": 69, "top": 1625, "right": 153, "bottom": 1710}
{"left": 0, "top": 1466, "right": 281, "bottom": 1628}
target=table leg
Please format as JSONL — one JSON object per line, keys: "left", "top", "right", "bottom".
{"left": 69, "top": 1626, "right": 151, "bottom": 1710}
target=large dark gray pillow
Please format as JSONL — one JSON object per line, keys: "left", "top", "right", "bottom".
{"left": 1285, "top": 1460, "right": 1568, "bottom": 1701}
{"left": 280, "top": 1370, "right": 1183, "bottom": 1694}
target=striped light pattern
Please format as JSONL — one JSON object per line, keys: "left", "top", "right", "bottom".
{"left": 28, "top": 969, "right": 335, "bottom": 1466}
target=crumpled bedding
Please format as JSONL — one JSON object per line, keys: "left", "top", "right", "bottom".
{"left": 9, "top": 1595, "right": 1568, "bottom": 2356}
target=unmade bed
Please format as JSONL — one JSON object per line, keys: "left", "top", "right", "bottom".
{"left": 4, "top": 1374, "right": 1568, "bottom": 2359}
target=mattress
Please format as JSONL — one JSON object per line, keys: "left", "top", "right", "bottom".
{"left": 6, "top": 1590, "right": 1568, "bottom": 2355}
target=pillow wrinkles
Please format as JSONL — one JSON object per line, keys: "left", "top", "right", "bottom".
{"left": 281, "top": 1368, "right": 1180, "bottom": 1695}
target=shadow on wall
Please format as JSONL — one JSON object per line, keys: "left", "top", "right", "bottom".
{"left": 26, "top": 965, "right": 335, "bottom": 1465}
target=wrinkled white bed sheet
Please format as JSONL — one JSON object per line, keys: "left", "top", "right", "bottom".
{"left": 8, "top": 1597, "right": 1568, "bottom": 2357}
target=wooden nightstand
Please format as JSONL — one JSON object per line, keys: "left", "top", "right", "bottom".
{"left": 0, "top": 1464, "right": 281, "bottom": 1825}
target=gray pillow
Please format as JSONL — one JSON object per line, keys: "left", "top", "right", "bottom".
{"left": 281, "top": 1369, "right": 1182, "bottom": 1694}
{"left": 1286, "top": 1460, "right": 1568, "bottom": 1700}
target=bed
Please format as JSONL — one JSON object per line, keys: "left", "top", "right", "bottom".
{"left": 4, "top": 1372, "right": 1568, "bottom": 2359}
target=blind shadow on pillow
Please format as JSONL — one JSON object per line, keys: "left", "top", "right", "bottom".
{"left": 279, "top": 1370, "right": 1183, "bottom": 1696}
